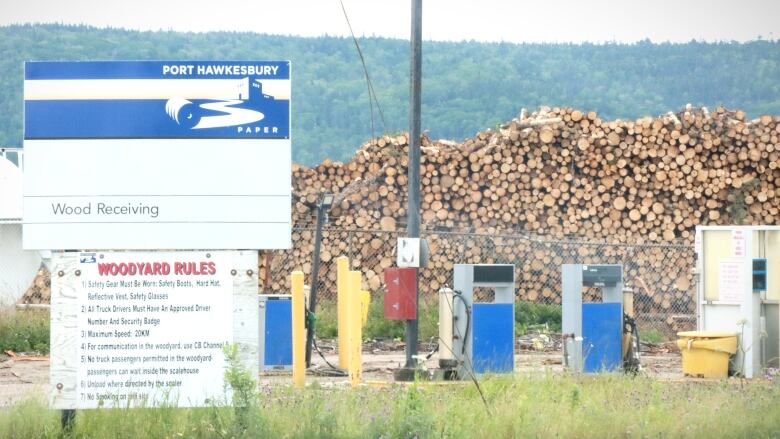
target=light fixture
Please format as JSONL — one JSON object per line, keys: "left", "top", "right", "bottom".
{"left": 320, "top": 193, "right": 334, "bottom": 209}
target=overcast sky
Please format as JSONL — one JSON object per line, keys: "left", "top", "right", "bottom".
{"left": 1, "top": 0, "right": 778, "bottom": 43}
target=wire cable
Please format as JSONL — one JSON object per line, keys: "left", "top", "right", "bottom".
{"left": 447, "top": 290, "right": 491, "bottom": 413}
{"left": 310, "top": 335, "right": 348, "bottom": 377}
{"left": 452, "top": 291, "right": 471, "bottom": 355}
{"left": 339, "top": 0, "right": 388, "bottom": 141}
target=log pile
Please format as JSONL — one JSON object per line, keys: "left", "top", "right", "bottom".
{"left": 293, "top": 105, "right": 780, "bottom": 241}
{"left": 21, "top": 105, "right": 780, "bottom": 332}
{"left": 18, "top": 268, "right": 51, "bottom": 305}
{"left": 264, "top": 105, "right": 779, "bottom": 325}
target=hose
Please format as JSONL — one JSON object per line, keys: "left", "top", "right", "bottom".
{"left": 310, "top": 335, "right": 348, "bottom": 377}
{"left": 306, "top": 309, "right": 347, "bottom": 377}
{"left": 623, "top": 313, "right": 641, "bottom": 373}
{"left": 452, "top": 290, "right": 471, "bottom": 355}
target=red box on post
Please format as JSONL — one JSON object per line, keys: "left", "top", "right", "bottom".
{"left": 384, "top": 267, "right": 417, "bottom": 320}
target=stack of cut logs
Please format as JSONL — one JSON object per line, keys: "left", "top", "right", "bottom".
{"left": 22, "top": 105, "right": 780, "bottom": 329}
{"left": 18, "top": 268, "right": 50, "bottom": 305}
{"left": 292, "top": 105, "right": 780, "bottom": 241}
{"left": 261, "top": 105, "right": 779, "bottom": 326}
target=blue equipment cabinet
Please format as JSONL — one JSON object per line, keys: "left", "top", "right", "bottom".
{"left": 259, "top": 295, "right": 292, "bottom": 371}
{"left": 451, "top": 264, "right": 516, "bottom": 378}
{"left": 562, "top": 264, "right": 626, "bottom": 373}
{"left": 472, "top": 303, "right": 515, "bottom": 373}
{"left": 582, "top": 303, "right": 623, "bottom": 372}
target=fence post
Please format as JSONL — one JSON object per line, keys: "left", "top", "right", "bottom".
{"left": 348, "top": 231, "right": 354, "bottom": 264}
{"left": 291, "top": 271, "right": 305, "bottom": 388}
{"left": 348, "top": 271, "right": 363, "bottom": 386}
{"left": 337, "top": 256, "right": 350, "bottom": 369}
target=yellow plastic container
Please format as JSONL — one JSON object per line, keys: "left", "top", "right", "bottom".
{"left": 676, "top": 331, "right": 738, "bottom": 378}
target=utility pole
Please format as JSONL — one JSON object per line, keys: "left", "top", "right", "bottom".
{"left": 402, "top": 0, "right": 423, "bottom": 375}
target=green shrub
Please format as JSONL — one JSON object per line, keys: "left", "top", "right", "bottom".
{"left": 416, "top": 298, "right": 439, "bottom": 342}
{"left": 0, "top": 307, "right": 50, "bottom": 354}
{"left": 316, "top": 298, "right": 565, "bottom": 340}
{"left": 314, "top": 296, "right": 440, "bottom": 342}
{"left": 313, "top": 303, "right": 338, "bottom": 338}
{"left": 363, "top": 297, "right": 405, "bottom": 340}
{"left": 640, "top": 329, "right": 665, "bottom": 343}
{"left": 515, "top": 301, "right": 562, "bottom": 334}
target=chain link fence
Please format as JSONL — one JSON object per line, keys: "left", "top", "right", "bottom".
{"left": 261, "top": 227, "right": 697, "bottom": 337}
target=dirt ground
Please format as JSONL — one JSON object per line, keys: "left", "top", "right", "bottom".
{"left": 300, "top": 344, "right": 682, "bottom": 382}
{"left": 0, "top": 345, "right": 682, "bottom": 408}
{"left": 0, "top": 353, "right": 49, "bottom": 408}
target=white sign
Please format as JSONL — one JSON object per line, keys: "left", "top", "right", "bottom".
{"left": 718, "top": 258, "right": 745, "bottom": 303}
{"left": 23, "top": 61, "right": 291, "bottom": 250}
{"left": 731, "top": 229, "right": 746, "bottom": 257}
{"left": 50, "top": 251, "right": 257, "bottom": 409}
{"left": 397, "top": 237, "right": 421, "bottom": 268}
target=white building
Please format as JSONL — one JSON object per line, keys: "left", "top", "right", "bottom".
{"left": 0, "top": 148, "right": 42, "bottom": 305}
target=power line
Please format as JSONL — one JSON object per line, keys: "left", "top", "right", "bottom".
{"left": 339, "top": 0, "right": 388, "bottom": 141}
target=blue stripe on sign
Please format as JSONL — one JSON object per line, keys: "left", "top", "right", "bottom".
{"left": 25, "top": 61, "right": 290, "bottom": 80}
{"left": 25, "top": 99, "right": 290, "bottom": 139}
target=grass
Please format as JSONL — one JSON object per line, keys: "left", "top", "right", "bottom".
{"left": 640, "top": 329, "right": 666, "bottom": 344}
{"left": 2, "top": 374, "right": 779, "bottom": 438}
{"left": 0, "top": 306, "right": 49, "bottom": 354}
{"left": 314, "top": 298, "right": 434, "bottom": 342}
{"left": 515, "top": 301, "right": 562, "bottom": 334}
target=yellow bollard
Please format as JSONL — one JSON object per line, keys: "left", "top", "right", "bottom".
{"left": 291, "top": 271, "right": 305, "bottom": 389}
{"left": 348, "top": 271, "right": 363, "bottom": 386}
{"left": 337, "top": 256, "right": 350, "bottom": 369}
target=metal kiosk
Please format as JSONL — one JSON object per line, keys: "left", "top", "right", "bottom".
{"left": 562, "top": 264, "right": 627, "bottom": 373}
{"left": 441, "top": 264, "right": 515, "bottom": 378}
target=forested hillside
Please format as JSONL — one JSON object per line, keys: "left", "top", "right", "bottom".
{"left": 1, "top": 24, "right": 779, "bottom": 164}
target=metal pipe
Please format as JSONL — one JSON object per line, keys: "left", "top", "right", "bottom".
{"left": 438, "top": 288, "right": 454, "bottom": 366}
{"left": 404, "top": 0, "right": 422, "bottom": 370}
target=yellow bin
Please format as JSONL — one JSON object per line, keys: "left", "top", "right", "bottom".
{"left": 676, "top": 331, "right": 738, "bottom": 378}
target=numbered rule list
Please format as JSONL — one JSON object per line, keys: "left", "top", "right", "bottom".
{"left": 75, "top": 252, "right": 233, "bottom": 408}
